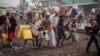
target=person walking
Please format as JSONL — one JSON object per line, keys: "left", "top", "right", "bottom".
{"left": 66, "top": 6, "right": 78, "bottom": 44}
{"left": 0, "top": 15, "right": 7, "bottom": 54}
{"left": 86, "top": 19, "right": 100, "bottom": 54}
{"left": 57, "top": 16, "right": 66, "bottom": 46}
{"left": 66, "top": 18, "right": 77, "bottom": 44}
{"left": 7, "top": 14, "right": 17, "bottom": 47}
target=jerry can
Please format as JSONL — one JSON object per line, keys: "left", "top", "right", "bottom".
{"left": 17, "top": 28, "right": 23, "bottom": 39}
{"left": 2, "top": 33, "right": 8, "bottom": 45}
{"left": 23, "top": 28, "right": 33, "bottom": 40}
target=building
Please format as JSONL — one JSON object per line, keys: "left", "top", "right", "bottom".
{"left": 61, "top": 0, "right": 99, "bottom": 15}
{"left": 38, "top": 0, "right": 99, "bottom": 15}
{"left": 39, "top": 0, "right": 63, "bottom": 7}
{"left": 20, "top": 0, "right": 28, "bottom": 10}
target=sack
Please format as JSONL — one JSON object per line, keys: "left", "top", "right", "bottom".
{"left": 17, "top": 28, "right": 23, "bottom": 39}
{"left": 23, "top": 29, "right": 33, "bottom": 40}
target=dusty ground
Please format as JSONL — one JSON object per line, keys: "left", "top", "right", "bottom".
{"left": 1, "top": 32, "right": 100, "bottom": 56}
{"left": 1, "top": 20, "right": 100, "bottom": 56}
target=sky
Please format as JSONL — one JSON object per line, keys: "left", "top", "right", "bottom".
{"left": 0, "top": 0, "right": 20, "bottom": 7}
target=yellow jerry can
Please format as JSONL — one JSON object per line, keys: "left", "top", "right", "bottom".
{"left": 17, "top": 28, "right": 23, "bottom": 39}
{"left": 23, "top": 29, "right": 33, "bottom": 40}
{"left": 2, "top": 33, "right": 8, "bottom": 45}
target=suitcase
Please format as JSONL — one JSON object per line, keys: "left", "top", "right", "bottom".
{"left": 23, "top": 29, "right": 33, "bottom": 40}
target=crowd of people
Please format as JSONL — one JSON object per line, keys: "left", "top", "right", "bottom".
{"left": 0, "top": 6, "right": 100, "bottom": 55}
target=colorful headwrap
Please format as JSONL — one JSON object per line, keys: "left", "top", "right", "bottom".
{"left": 0, "top": 9, "right": 6, "bottom": 17}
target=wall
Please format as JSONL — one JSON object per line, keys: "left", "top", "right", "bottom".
{"left": 62, "top": 0, "right": 94, "bottom": 5}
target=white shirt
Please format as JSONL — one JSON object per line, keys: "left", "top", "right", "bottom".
{"left": 52, "top": 16, "right": 59, "bottom": 27}
{"left": 46, "top": 11, "right": 51, "bottom": 15}
{"left": 35, "top": 19, "right": 42, "bottom": 29}
{"left": 49, "top": 13, "right": 59, "bottom": 27}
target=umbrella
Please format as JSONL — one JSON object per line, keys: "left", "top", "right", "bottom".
{"left": 0, "top": 9, "right": 6, "bottom": 17}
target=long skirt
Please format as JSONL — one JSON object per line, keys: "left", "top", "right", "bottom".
{"left": 48, "top": 29, "right": 56, "bottom": 47}
{"left": 8, "top": 29, "right": 15, "bottom": 42}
